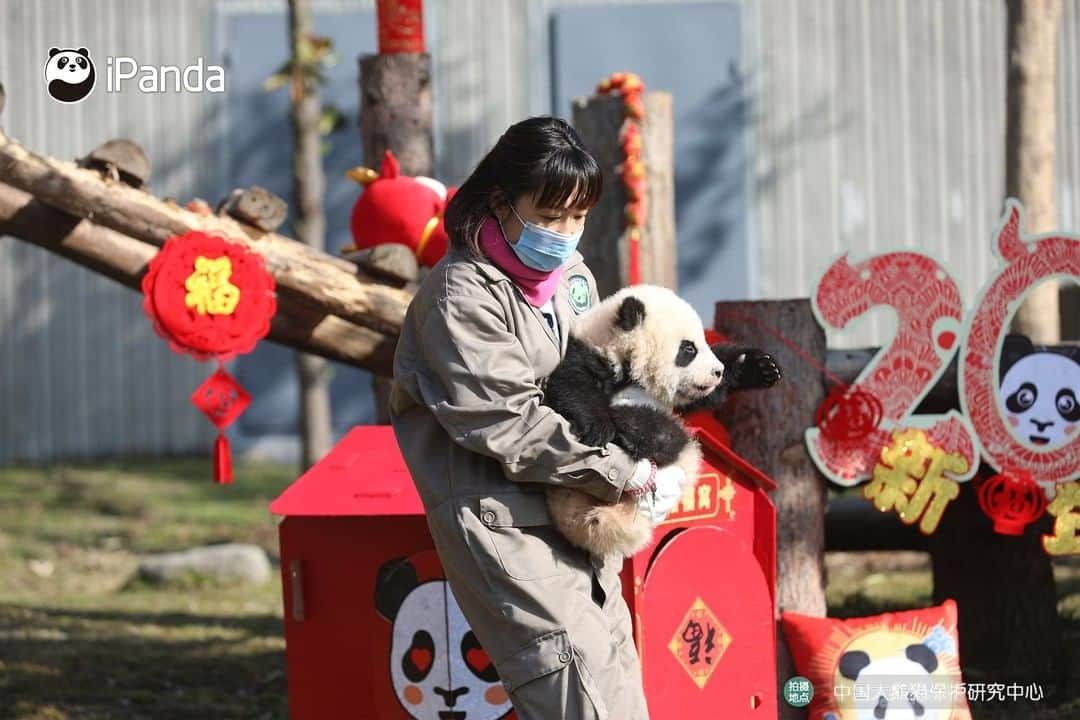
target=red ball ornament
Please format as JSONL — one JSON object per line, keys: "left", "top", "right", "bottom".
{"left": 142, "top": 230, "right": 276, "bottom": 484}
{"left": 976, "top": 469, "right": 1047, "bottom": 536}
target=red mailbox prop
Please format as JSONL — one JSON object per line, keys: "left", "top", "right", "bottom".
{"left": 272, "top": 422, "right": 776, "bottom": 719}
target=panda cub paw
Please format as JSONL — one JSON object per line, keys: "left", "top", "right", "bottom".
{"left": 730, "top": 349, "right": 782, "bottom": 389}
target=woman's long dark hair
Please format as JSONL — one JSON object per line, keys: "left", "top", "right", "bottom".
{"left": 444, "top": 116, "right": 602, "bottom": 258}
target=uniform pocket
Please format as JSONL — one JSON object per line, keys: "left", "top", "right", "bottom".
{"left": 478, "top": 492, "right": 583, "bottom": 581}
{"left": 497, "top": 630, "right": 608, "bottom": 720}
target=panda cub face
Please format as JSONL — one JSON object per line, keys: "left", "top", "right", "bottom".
{"left": 574, "top": 285, "right": 724, "bottom": 409}
{"left": 44, "top": 47, "right": 96, "bottom": 104}
{"left": 999, "top": 335, "right": 1080, "bottom": 448}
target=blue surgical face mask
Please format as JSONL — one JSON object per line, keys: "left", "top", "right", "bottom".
{"left": 504, "top": 204, "right": 584, "bottom": 271}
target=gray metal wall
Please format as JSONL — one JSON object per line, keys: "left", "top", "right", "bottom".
{"left": 2, "top": 0, "right": 1079, "bottom": 463}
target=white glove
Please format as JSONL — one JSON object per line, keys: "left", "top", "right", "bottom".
{"left": 626, "top": 461, "right": 685, "bottom": 527}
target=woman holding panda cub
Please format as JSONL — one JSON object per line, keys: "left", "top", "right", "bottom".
{"left": 389, "top": 116, "right": 681, "bottom": 719}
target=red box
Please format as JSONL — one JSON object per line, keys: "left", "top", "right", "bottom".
{"left": 272, "top": 421, "right": 776, "bottom": 719}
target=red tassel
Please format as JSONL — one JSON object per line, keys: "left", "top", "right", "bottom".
{"left": 214, "top": 433, "right": 234, "bottom": 485}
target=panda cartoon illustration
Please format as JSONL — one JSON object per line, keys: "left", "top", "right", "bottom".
{"left": 998, "top": 334, "right": 1080, "bottom": 448}
{"left": 839, "top": 644, "right": 944, "bottom": 720}
{"left": 375, "top": 554, "right": 513, "bottom": 720}
{"left": 44, "top": 47, "right": 96, "bottom": 103}
{"left": 541, "top": 284, "right": 781, "bottom": 556}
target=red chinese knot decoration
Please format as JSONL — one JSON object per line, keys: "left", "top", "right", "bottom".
{"left": 376, "top": 0, "right": 425, "bottom": 54}
{"left": 142, "top": 231, "right": 276, "bottom": 484}
{"left": 814, "top": 384, "right": 884, "bottom": 446}
{"left": 976, "top": 469, "right": 1047, "bottom": 536}
{"left": 596, "top": 72, "right": 646, "bottom": 284}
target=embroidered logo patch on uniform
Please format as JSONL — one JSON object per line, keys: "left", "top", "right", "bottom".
{"left": 568, "top": 274, "right": 592, "bottom": 314}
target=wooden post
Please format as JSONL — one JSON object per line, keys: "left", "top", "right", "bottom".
{"left": 572, "top": 92, "right": 676, "bottom": 296}
{"left": 359, "top": 50, "right": 434, "bottom": 422}
{"left": 359, "top": 53, "right": 433, "bottom": 177}
{"left": 713, "top": 299, "right": 826, "bottom": 720}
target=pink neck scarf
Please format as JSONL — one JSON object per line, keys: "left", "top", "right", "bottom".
{"left": 478, "top": 216, "right": 563, "bottom": 306}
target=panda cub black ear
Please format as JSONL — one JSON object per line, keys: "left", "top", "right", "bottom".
{"left": 838, "top": 650, "right": 871, "bottom": 680}
{"left": 49, "top": 47, "right": 61, "bottom": 57}
{"left": 999, "top": 333, "right": 1036, "bottom": 382}
{"left": 905, "top": 643, "right": 938, "bottom": 674}
{"left": 77, "top": 48, "right": 90, "bottom": 57}
{"left": 616, "top": 296, "right": 646, "bottom": 331}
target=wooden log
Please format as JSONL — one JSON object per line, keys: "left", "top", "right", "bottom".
{"left": 572, "top": 92, "right": 676, "bottom": 297}
{"left": 713, "top": 299, "right": 826, "bottom": 720}
{"left": 0, "top": 128, "right": 412, "bottom": 337}
{"left": 0, "top": 181, "right": 396, "bottom": 373}
{"left": 360, "top": 51, "right": 435, "bottom": 419}
{"left": 359, "top": 52, "right": 434, "bottom": 177}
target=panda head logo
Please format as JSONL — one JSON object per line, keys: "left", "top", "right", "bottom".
{"left": 999, "top": 334, "right": 1080, "bottom": 448}
{"left": 44, "top": 47, "right": 96, "bottom": 103}
{"left": 375, "top": 554, "right": 513, "bottom": 720}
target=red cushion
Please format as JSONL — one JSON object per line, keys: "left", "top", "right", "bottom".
{"left": 780, "top": 599, "right": 972, "bottom": 719}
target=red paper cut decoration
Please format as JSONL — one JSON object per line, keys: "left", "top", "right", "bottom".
{"left": 597, "top": 72, "right": 646, "bottom": 285}
{"left": 806, "top": 251, "right": 978, "bottom": 487}
{"left": 814, "top": 384, "right": 884, "bottom": 446}
{"left": 959, "top": 200, "right": 1080, "bottom": 495}
{"left": 376, "top": 0, "right": 425, "bottom": 54}
{"left": 977, "top": 468, "right": 1048, "bottom": 536}
{"left": 142, "top": 230, "right": 276, "bottom": 484}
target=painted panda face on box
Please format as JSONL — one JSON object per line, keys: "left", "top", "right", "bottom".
{"left": 376, "top": 556, "right": 511, "bottom": 720}
{"left": 575, "top": 285, "right": 725, "bottom": 409}
{"left": 998, "top": 336, "right": 1080, "bottom": 449}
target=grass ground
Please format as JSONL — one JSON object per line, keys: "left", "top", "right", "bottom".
{"left": 0, "top": 461, "right": 1077, "bottom": 718}
{"left": 0, "top": 460, "right": 294, "bottom": 720}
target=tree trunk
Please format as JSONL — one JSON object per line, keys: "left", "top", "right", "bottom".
{"left": 929, "top": 469, "right": 1067, "bottom": 711}
{"left": 1006, "top": 0, "right": 1061, "bottom": 343}
{"left": 360, "top": 51, "right": 435, "bottom": 423}
{"left": 288, "top": 0, "right": 332, "bottom": 469}
{"left": 572, "top": 92, "right": 676, "bottom": 297}
{"left": 713, "top": 300, "right": 827, "bottom": 720}
{"left": 922, "top": 2, "right": 1067, "bottom": 707}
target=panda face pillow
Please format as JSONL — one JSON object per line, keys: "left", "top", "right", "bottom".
{"left": 998, "top": 335, "right": 1080, "bottom": 448}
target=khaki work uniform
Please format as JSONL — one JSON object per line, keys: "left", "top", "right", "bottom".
{"left": 390, "top": 246, "right": 651, "bottom": 720}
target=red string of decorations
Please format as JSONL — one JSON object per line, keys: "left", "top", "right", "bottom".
{"left": 142, "top": 231, "right": 276, "bottom": 484}
{"left": 596, "top": 72, "right": 646, "bottom": 285}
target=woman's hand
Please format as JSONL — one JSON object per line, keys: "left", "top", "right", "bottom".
{"left": 626, "top": 461, "right": 685, "bottom": 527}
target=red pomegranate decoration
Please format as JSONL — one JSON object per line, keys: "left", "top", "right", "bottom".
{"left": 344, "top": 149, "right": 455, "bottom": 268}
{"left": 976, "top": 468, "right": 1047, "bottom": 536}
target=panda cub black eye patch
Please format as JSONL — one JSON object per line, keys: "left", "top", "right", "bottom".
{"left": 402, "top": 629, "right": 435, "bottom": 682}
{"left": 1057, "top": 389, "right": 1079, "bottom": 422}
{"left": 675, "top": 340, "right": 697, "bottom": 368}
{"left": 1006, "top": 382, "right": 1038, "bottom": 413}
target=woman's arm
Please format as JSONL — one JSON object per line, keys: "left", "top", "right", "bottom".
{"left": 408, "top": 277, "right": 638, "bottom": 504}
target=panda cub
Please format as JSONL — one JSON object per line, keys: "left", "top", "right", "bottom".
{"left": 542, "top": 285, "right": 781, "bottom": 557}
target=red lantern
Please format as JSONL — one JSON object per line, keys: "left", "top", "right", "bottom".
{"left": 142, "top": 231, "right": 276, "bottom": 484}
{"left": 976, "top": 469, "right": 1047, "bottom": 536}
